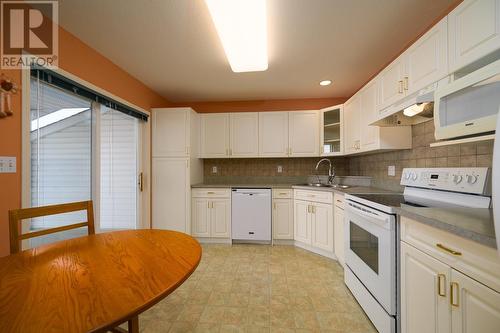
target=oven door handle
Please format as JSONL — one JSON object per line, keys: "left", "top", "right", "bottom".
{"left": 347, "top": 202, "right": 391, "bottom": 228}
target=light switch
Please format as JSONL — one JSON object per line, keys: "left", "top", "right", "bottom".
{"left": 212, "top": 166, "right": 218, "bottom": 174}
{"left": 388, "top": 165, "right": 396, "bottom": 177}
{"left": 0, "top": 156, "right": 16, "bottom": 173}
{"left": 277, "top": 165, "right": 283, "bottom": 173}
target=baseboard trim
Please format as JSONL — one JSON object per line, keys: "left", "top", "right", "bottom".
{"left": 294, "top": 241, "right": 337, "bottom": 260}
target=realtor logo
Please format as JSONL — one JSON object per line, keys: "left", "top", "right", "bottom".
{"left": 1, "top": 0, "right": 58, "bottom": 69}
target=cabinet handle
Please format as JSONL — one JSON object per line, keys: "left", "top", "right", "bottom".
{"left": 273, "top": 202, "right": 276, "bottom": 209}
{"left": 450, "top": 282, "right": 459, "bottom": 307}
{"left": 403, "top": 76, "right": 409, "bottom": 91}
{"left": 208, "top": 201, "right": 210, "bottom": 209}
{"left": 312, "top": 205, "right": 316, "bottom": 214}
{"left": 436, "top": 243, "right": 462, "bottom": 256}
{"left": 398, "top": 80, "right": 403, "bottom": 94}
{"left": 437, "top": 274, "right": 446, "bottom": 297}
{"left": 336, "top": 199, "right": 343, "bottom": 203}
{"left": 279, "top": 192, "right": 287, "bottom": 195}
{"left": 307, "top": 205, "right": 311, "bottom": 213}
{"left": 207, "top": 191, "right": 215, "bottom": 194}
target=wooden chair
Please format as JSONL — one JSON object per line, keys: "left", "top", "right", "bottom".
{"left": 8, "top": 200, "right": 95, "bottom": 254}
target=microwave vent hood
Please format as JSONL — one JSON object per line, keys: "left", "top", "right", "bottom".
{"left": 372, "top": 90, "right": 435, "bottom": 127}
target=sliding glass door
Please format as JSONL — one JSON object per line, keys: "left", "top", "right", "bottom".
{"left": 28, "top": 74, "right": 142, "bottom": 247}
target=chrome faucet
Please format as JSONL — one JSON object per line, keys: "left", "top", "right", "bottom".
{"left": 315, "top": 158, "right": 335, "bottom": 185}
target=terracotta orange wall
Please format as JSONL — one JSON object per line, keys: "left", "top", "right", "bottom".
{"left": 0, "top": 26, "right": 170, "bottom": 257}
{"left": 174, "top": 97, "right": 347, "bottom": 113}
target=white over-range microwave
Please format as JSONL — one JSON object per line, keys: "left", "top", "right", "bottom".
{"left": 434, "top": 58, "right": 500, "bottom": 140}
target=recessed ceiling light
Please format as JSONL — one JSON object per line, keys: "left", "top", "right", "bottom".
{"left": 319, "top": 80, "right": 332, "bottom": 86}
{"left": 205, "top": 0, "right": 268, "bottom": 73}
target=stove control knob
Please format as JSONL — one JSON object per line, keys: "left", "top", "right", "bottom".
{"left": 411, "top": 172, "right": 418, "bottom": 181}
{"left": 404, "top": 172, "right": 411, "bottom": 180}
{"left": 466, "top": 174, "right": 478, "bottom": 184}
{"left": 452, "top": 174, "right": 463, "bottom": 184}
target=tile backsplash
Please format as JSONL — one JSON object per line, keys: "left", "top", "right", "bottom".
{"left": 202, "top": 120, "right": 494, "bottom": 191}
{"left": 349, "top": 120, "right": 494, "bottom": 191}
{"left": 203, "top": 157, "right": 349, "bottom": 184}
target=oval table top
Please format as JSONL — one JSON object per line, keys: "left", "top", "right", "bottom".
{"left": 0, "top": 230, "right": 202, "bottom": 333}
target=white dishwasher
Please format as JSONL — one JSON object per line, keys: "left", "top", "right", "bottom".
{"left": 231, "top": 188, "right": 271, "bottom": 243}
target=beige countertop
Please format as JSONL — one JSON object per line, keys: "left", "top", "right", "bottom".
{"left": 191, "top": 183, "right": 397, "bottom": 195}
{"left": 397, "top": 206, "right": 496, "bottom": 248}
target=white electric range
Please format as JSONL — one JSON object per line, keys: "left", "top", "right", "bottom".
{"left": 343, "top": 167, "right": 491, "bottom": 333}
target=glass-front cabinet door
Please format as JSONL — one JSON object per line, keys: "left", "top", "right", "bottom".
{"left": 320, "top": 104, "right": 343, "bottom": 155}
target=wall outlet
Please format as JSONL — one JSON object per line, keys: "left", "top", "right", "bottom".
{"left": 0, "top": 156, "right": 16, "bottom": 173}
{"left": 211, "top": 166, "right": 218, "bottom": 174}
{"left": 277, "top": 165, "right": 283, "bottom": 173}
{"left": 388, "top": 165, "right": 396, "bottom": 177}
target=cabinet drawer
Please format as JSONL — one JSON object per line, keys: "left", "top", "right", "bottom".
{"left": 192, "top": 188, "right": 231, "bottom": 198}
{"left": 401, "top": 216, "right": 500, "bottom": 293}
{"left": 273, "top": 189, "right": 293, "bottom": 199}
{"left": 294, "top": 189, "right": 332, "bottom": 204}
{"left": 334, "top": 193, "right": 345, "bottom": 209}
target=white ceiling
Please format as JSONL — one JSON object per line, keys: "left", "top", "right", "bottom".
{"left": 58, "top": 0, "right": 457, "bottom": 102}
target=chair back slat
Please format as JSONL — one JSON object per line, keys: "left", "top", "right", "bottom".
{"left": 8, "top": 200, "right": 95, "bottom": 254}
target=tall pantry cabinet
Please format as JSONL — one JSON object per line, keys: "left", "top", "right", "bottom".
{"left": 151, "top": 108, "right": 203, "bottom": 233}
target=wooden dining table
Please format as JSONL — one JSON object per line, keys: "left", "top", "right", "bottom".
{"left": 0, "top": 229, "right": 202, "bottom": 333}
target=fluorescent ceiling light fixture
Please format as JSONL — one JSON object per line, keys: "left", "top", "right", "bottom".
{"left": 31, "top": 108, "right": 89, "bottom": 131}
{"left": 403, "top": 103, "right": 425, "bottom": 117}
{"left": 319, "top": 80, "right": 332, "bottom": 86}
{"left": 205, "top": 0, "right": 268, "bottom": 73}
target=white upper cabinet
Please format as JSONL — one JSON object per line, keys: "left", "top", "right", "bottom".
{"left": 379, "top": 55, "right": 406, "bottom": 109}
{"left": 360, "top": 80, "right": 380, "bottom": 151}
{"left": 448, "top": 0, "right": 500, "bottom": 72}
{"left": 289, "top": 111, "right": 319, "bottom": 157}
{"left": 320, "top": 105, "right": 344, "bottom": 156}
{"left": 230, "top": 113, "right": 259, "bottom": 157}
{"left": 152, "top": 108, "right": 191, "bottom": 157}
{"left": 344, "top": 95, "right": 361, "bottom": 154}
{"left": 259, "top": 112, "right": 289, "bottom": 157}
{"left": 405, "top": 17, "right": 448, "bottom": 94}
{"left": 200, "top": 113, "right": 230, "bottom": 158}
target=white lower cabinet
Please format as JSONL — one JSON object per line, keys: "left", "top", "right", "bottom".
{"left": 211, "top": 199, "right": 231, "bottom": 238}
{"left": 333, "top": 194, "right": 345, "bottom": 266}
{"left": 191, "top": 189, "right": 231, "bottom": 239}
{"left": 152, "top": 158, "right": 190, "bottom": 233}
{"left": 294, "top": 200, "right": 311, "bottom": 244}
{"left": 401, "top": 217, "right": 500, "bottom": 333}
{"left": 273, "top": 197, "right": 294, "bottom": 240}
{"left": 451, "top": 269, "right": 500, "bottom": 333}
{"left": 311, "top": 202, "right": 334, "bottom": 252}
{"left": 401, "top": 242, "right": 451, "bottom": 333}
{"left": 293, "top": 189, "right": 334, "bottom": 255}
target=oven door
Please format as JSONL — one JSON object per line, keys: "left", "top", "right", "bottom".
{"left": 345, "top": 200, "right": 396, "bottom": 315}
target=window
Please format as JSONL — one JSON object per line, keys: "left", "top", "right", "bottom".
{"left": 28, "top": 72, "right": 144, "bottom": 248}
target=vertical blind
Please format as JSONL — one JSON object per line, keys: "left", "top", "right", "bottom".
{"left": 30, "top": 72, "right": 141, "bottom": 239}
{"left": 100, "top": 106, "right": 138, "bottom": 229}
{"left": 30, "top": 76, "right": 92, "bottom": 230}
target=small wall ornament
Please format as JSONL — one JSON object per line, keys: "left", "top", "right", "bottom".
{"left": 0, "top": 74, "right": 19, "bottom": 118}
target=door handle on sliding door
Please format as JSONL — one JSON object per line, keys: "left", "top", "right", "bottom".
{"left": 138, "top": 172, "right": 143, "bottom": 192}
